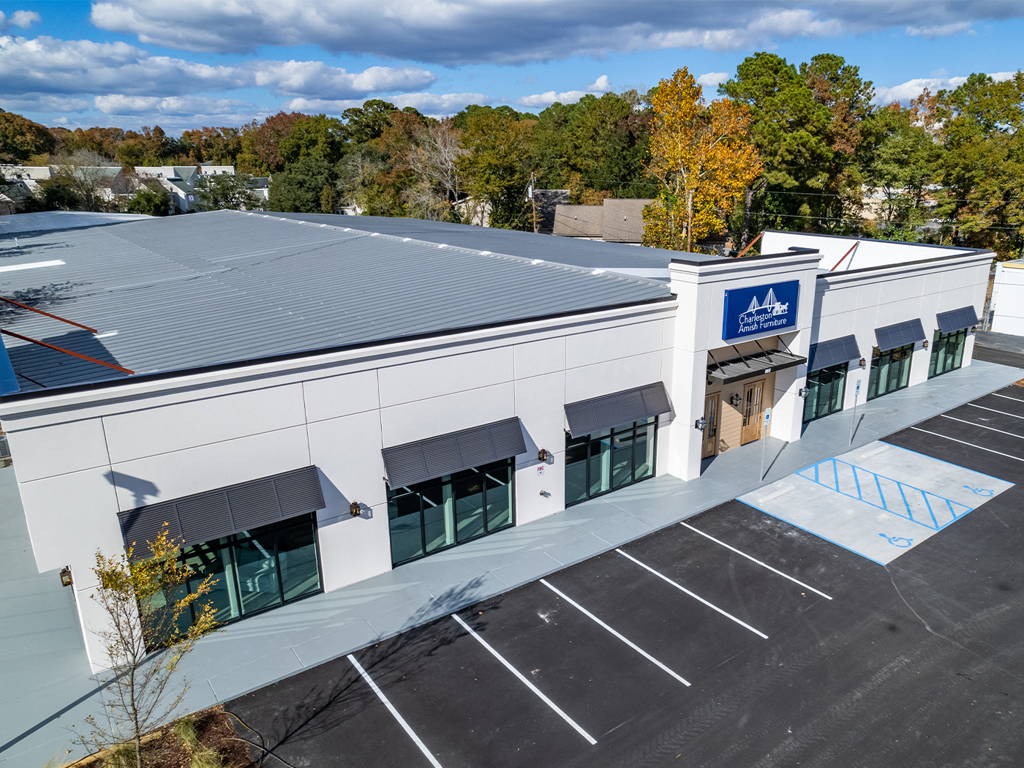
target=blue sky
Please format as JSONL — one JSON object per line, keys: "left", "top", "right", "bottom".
{"left": 2, "top": 0, "right": 1023, "bottom": 132}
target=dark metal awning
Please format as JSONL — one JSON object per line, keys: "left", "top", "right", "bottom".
{"left": 808, "top": 335, "right": 861, "bottom": 372}
{"left": 707, "top": 349, "right": 806, "bottom": 384}
{"left": 564, "top": 382, "right": 671, "bottom": 438}
{"left": 117, "top": 466, "right": 324, "bottom": 556}
{"left": 382, "top": 416, "right": 526, "bottom": 489}
{"left": 936, "top": 305, "right": 979, "bottom": 334}
{"left": 875, "top": 319, "right": 926, "bottom": 352}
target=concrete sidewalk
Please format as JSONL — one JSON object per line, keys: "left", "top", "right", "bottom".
{"left": 3, "top": 358, "right": 1022, "bottom": 767}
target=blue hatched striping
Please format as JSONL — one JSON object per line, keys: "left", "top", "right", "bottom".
{"left": 795, "top": 458, "right": 973, "bottom": 531}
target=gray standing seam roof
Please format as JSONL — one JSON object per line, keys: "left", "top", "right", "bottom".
{"left": 265, "top": 211, "right": 680, "bottom": 271}
{"left": 0, "top": 210, "right": 671, "bottom": 395}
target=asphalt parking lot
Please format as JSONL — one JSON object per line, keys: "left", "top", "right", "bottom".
{"left": 229, "top": 382, "right": 1024, "bottom": 768}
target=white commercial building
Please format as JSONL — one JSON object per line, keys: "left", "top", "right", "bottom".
{"left": 0, "top": 212, "right": 991, "bottom": 671}
{"left": 990, "top": 258, "right": 1024, "bottom": 336}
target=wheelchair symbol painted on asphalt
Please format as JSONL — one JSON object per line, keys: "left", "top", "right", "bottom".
{"left": 962, "top": 484, "right": 995, "bottom": 497}
{"left": 878, "top": 533, "right": 914, "bottom": 548}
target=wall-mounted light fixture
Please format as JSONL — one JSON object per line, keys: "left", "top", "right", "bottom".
{"left": 349, "top": 501, "right": 363, "bottom": 517}
{"left": 922, "top": 339, "right": 929, "bottom": 349}
{"left": 59, "top": 565, "right": 73, "bottom": 588}
{"left": 798, "top": 387, "right": 809, "bottom": 398}
{"left": 728, "top": 393, "right": 742, "bottom": 408}
{"left": 537, "top": 448, "right": 553, "bottom": 464}
{"left": 858, "top": 357, "right": 867, "bottom": 368}
{"left": 694, "top": 417, "right": 707, "bottom": 431}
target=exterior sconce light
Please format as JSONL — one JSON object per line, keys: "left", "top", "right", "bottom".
{"left": 798, "top": 387, "right": 809, "bottom": 398}
{"left": 858, "top": 357, "right": 867, "bottom": 368}
{"left": 694, "top": 417, "right": 707, "bottom": 431}
{"left": 349, "top": 501, "right": 363, "bottom": 517}
{"left": 728, "top": 393, "right": 742, "bottom": 408}
{"left": 537, "top": 448, "right": 553, "bottom": 464}
{"left": 922, "top": 339, "right": 929, "bottom": 349}
{"left": 59, "top": 565, "right": 73, "bottom": 588}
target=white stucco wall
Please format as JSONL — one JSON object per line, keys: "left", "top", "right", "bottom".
{"left": 815, "top": 253, "right": 991, "bottom": 406}
{"left": 1, "top": 301, "right": 676, "bottom": 670}
{"left": 991, "top": 262, "right": 1024, "bottom": 336}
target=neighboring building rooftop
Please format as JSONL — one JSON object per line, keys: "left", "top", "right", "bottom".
{"left": 0, "top": 210, "right": 672, "bottom": 395}
{"left": 553, "top": 198, "right": 653, "bottom": 243}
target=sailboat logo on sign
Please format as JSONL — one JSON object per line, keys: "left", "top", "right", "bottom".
{"left": 723, "top": 280, "right": 800, "bottom": 340}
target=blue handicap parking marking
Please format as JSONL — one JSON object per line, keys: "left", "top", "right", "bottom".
{"left": 878, "top": 533, "right": 914, "bottom": 548}
{"left": 796, "top": 457, "right": 973, "bottom": 532}
{"left": 962, "top": 484, "right": 995, "bottom": 497}
{"left": 743, "top": 441, "right": 1015, "bottom": 565}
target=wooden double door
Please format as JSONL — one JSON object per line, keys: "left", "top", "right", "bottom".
{"left": 701, "top": 377, "right": 767, "bottom": 458}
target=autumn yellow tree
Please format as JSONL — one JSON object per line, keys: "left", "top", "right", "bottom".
{"left": 643, "top": 68, "right": 763, "bottom": 252}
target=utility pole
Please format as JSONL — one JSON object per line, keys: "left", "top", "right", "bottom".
{"left": 528, "top": 171, "right": 539, "bottom": 233}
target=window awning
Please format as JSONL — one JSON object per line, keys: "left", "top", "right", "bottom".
{"left": 564, "top": 382, "right": 671, "bottom": 438}
{"left": 117, "top": 465, "right": 324, "bottom": 556}
{"left": 706, "top": 350, "right": 806, "bottom": 385}
{"left": 936, "top": 305, "right": 979, "bottom": 334}
{"left": 875, "top": 319, "right": 926, "bottom": 351}
{"left": 382, "top": 417, "right": 526, "bottom": 489}
{"left": 808, "top": 335, "right": 861, "bottom": 372}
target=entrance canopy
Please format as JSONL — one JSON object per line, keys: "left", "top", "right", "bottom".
{"left": 565, "top": 382, "right": 671, "bottom": 438}
{"left": 707, "top": 349, "right": 806, "bottom": 385}
{"left": 382, "top": 417, "right": 526, "bottom": 489}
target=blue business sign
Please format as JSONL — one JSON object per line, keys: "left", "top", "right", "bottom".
{"left": 0, "top": 335, "right": 19, "bottom": 396}
{"left": 722, "top": 280, "right": 800, "bottom": 341}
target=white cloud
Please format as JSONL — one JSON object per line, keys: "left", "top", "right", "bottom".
{"left": 88, "top": 0, "right": 1024, "bottom": 64}
{"left": 906, "top": 21, "right": 973, "bottom": 37}
{"left": 285, "top": 92, "right": 489, "bottom": 115}
{"left": 0, "top": 35, "right": 436, "bottom": 102}
{"left": 0, "top": 35, "right": 244, "bottom": 96}
{"left": 874, "top": 70, "right": 1016, "bottom": 104}
{"left": 519, "top": 74, "right": 611, "bottom": 108}
{"left": 94, "top": 94, "right": 253, "bottom": 116}
{"left": 697, "top": 72, "right": 730, "bottom": 88}
{"left": 0, "top": 10, "right": 40, "bottom": 31}
{"left": 253, "top": 61, "right": 434, "bottom": 98}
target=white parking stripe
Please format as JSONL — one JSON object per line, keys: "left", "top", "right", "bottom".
{"left": 993, "top": 392, "right": 1024, "bottom": 404}
{"left": 910, "top": 427, "right": 1024, "bottom": 462}
{"left": 679, "top": 522, "right": 833, "bottom": 600}
{"left": 539, "top": 578, "right": 692, "bottom": 687}
{"left": 940, "top": 413, "right": 1024, "bottom": 440}
{"left": 348, "top": 654, "right": 443, "bottom": 768}
{"left": 451, "top": 614, "right": 598, "bottom": 745}
{"left": 967, "top": 403, "right": 1024, "bottom": 420}
{"left": 615, "top": 549, "right": 769, "bottom": 640}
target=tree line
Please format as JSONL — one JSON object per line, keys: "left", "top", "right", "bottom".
{"left": 1, "top": 52, "right": 1022, "bottom": 257}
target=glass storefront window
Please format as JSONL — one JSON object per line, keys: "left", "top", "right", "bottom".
{"left": 387, "top": 458, "right": 515, "bottom": 567}
{"left": 928, "top": 328, "right": 967, "bottom": 378}
{"left": 168, "top": 513, "right": 322, "bottom": 632}
{"left": 867, "top": 344, "right": 913, "bottom": 400}
{"left": 803, "top": 362, "right": 848, "bottom": 423}
{"left": 565, "top": 418, "right": 657, "bottom": 507}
